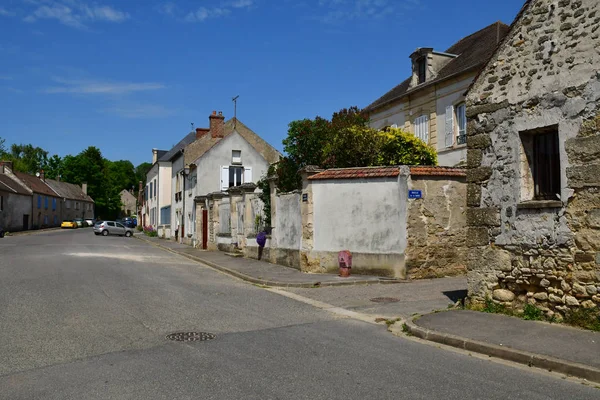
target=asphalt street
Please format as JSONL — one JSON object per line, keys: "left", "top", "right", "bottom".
{"left": 0, "top": 229, "right": 598, "bottom": 399}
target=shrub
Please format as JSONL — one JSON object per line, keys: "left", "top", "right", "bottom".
{"left": 143, "top": 225, "right": 158, "bottom": 237}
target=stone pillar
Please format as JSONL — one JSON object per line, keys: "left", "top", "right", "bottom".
{"left": 228, "top": 186, "right": 243, "bottom": 248}
{"left": 241, "top": 183, "right": 258, "bottom": 236}
{"left": 298, "top": 166, "right": 323, "bottom": 272}
{"left": 194, "top": 195, "right": 207, "bottom": 249}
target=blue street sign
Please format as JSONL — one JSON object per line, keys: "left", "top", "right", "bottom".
{"left": 408, "top": 190, "right": 422, "bottom": 199}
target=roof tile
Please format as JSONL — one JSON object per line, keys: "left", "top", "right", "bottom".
{"left": 309, "top": 166, "right": 400, "bottom": 180}
{"left": 410, "top": 166, "right": 466, "bottom": 177}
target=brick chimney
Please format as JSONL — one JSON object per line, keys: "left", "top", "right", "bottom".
{"left": 210, "top": 110, "right": 225, "bottom": 138}
{"left": 82, "top": 182, "right": 88, "bottom": 195}
{"left": 152, "top": 148, "right": 159, "bottom": 164}
{"left": 39, "top": 169, "right": 45, "bottom": 181}
{"left": 196, "top": 127, "right": 210, "bottom": 139}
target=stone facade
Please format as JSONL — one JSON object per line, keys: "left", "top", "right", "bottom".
{"left": 466, "top": 0, "right": 600, "bottom": 316}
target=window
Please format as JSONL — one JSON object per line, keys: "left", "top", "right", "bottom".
{"left": 232, "top": 150, "right": 242, "bottom": 164}
{"left": 75, "top": 202, "right": 79, "bottom": 210}
{"left": 52, "top": 198, "right": 56, "bottom": 211}
{"left": 456, "top": 104, "right": 467, "bottom": 145}
{"left": 116, "top": 222, "right": 125, "bottom": 228}
{"left": 107, "top": 222, "right": 115, "bottom": 227}
{"left": 520, "top": 127, "right": 560, "bottom": 201}
{"left": 417, "top": 57, "right": 427, "bottom": 84}
{"left": 38, "top": 195, "right": 41, "bottom": 209}
{"left": 414, "top": 115, "right": 429, "bottom": 143}
{"left": 44, "top": 215, "right": 48, "bottom": 225}
{"left": 229, "top": 166, "right": 243, "bottom": 188}
{"left": 66, "top": 200, "right": 71, "bottom": 209}
{"left": 154, "top": 180, "right": 157, "bottom": 197}
{"left": 54, "top": 215, "right": 58, "bottom": 225}
{"left": 150, "top": 182, "right": 153, "bottom": 199}
{"left": 44, "top": 196, "right": 48, "bottom": 210}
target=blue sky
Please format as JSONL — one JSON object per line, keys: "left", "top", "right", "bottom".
{"left": 0, "top": 0, "right": 525, "bottom": 166}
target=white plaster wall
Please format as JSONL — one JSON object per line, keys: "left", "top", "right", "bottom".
{"left": 312, "top": 178, "right": 407, "bottom": 254}
{"left": 170, "top": 156, "right": 184, "bottom": 236}
{"left": 274, "top": 193, "right": 302, "bottom": 250}
{"left": 369, "top": 102, "right": 406, "bottom": 130}
{"left": 158, "top": 162, "right": 172, "bottom": 214}
{"left": 193, "top": 132, "right": 270, "bottom": 196}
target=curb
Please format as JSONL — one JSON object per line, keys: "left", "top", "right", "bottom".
{"left": 402, "top": 318, "right": 600, "bottom": 384}
{"left": 135, "top": 235, "right": 403, "bottom": 288}
{"left": 3, "top": 227, "right": 64, "bottom": 237}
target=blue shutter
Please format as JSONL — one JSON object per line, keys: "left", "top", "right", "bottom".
{"left": 44, "top": 197, "right": 48, "bottom": 209}
{"left": 52, "top": 198, "right": 56, "bottom": 211}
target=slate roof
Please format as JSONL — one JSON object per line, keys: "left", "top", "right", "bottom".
{"left": 14, "top": 172, "right": 59, "bottom": 197}
{"left": 366, "top": 21, "right": 510, "bottom": 111}
{"left": 309, "top": 166, "right": 401, "bottom": 180}
{"left": 410, "top": 166, "right": 466, "bottom": 177}
{"left": 0, "top": 174, "right": 31, "bottom": 195}
{"left": 159, "top": 132, "right": 196, "bottom": 162}
{"left": 45, "top": 179, "right": 94, "bottom": 202}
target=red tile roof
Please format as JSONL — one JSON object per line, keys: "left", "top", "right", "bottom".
{"left": 14, "top": 172, "right": 59, "bottom": 197}
{"left": 410, "top": 166, "right": 466, "bottom": 177}
{"left": 0, "top": 174, "right": 31, "bottom": 195}
{"left": 308, "top": 167, "right": 400, "bottom": 180}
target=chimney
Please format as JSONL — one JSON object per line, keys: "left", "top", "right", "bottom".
{"left": 57, "top": 174, "right": 61, "bottom": 182}
{"left": 196, "top": 127, "right": 210, "bottom": 139}
{"left": 39, "top": 169, "right": 45, "bottom": 181}
{"left": 82, "top": 182, "right": 88, "bottom": 195}
{"left": 0, "top": 161, "right": 13, "bottom": 174}
{"left": 152, "top": 148, "right": 159, "bottom": 164}
{"left": 210, "top": 110, "right": 225, "bottom": 138}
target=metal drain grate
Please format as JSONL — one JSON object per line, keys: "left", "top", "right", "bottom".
{"left": 370, "top": 297, "right": 400, "bottom": 303}
{"left": 166, "top": 332, "right": 216, "bottom": 342}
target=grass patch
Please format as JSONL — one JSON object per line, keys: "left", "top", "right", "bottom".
{"left": 563, "top": 308, "right": 600, "bottom": 332}
{"left": 401, "top": 323, "right": 412, "bottom": 336}
{"left": 385, "top": 318, "right": 401, "bottom": 327}
{"left": 522, "top": 303, "right": 544, "bottom": 321}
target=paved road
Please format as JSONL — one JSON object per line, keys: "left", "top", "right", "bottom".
{"left": 0, "top": 230, "right": 598, "bottom": 399}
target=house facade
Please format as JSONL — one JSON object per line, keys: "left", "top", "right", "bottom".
{"left": 0, "top": 162, "right": 32, "bottom": 232}
{"left": 465, "top": 0, "right": 600, "bottom": 314}
{"left": 14, "top": 170, "right": 62, "bottom": 229}
{"left": 184, "top": 111, "right": 280, "bottom": 247}
{"left": 143, "top": 148, "right": 169, "bottom": 229}
{"left": 45, "top": 179, "right": 94, "bottom": 221}
{"left": 366, "top": 22, "right": 509, "bottom": 167}
{"left": 119, "top": 189, "right": 137, "bottom": 217}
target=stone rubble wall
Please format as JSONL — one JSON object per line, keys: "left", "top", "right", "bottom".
{"left": 466, "top": 0, "right": 600, "bottom": 317}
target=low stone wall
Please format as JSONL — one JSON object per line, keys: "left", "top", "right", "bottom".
{"left": 157, "top": 224, "right": 171, "bottom": 239}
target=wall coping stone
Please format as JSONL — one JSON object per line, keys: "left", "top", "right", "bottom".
{"left": 517, "top": 200, "right": 563, "bottom": 209}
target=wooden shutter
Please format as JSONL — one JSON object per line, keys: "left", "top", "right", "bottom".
{"left": 445, "top": 105, "right": 454, "bottom": 147}
{"left": 221, "top": 166, "right": 229, "bottom": 191}
{"left": 244, "top": 167, "right": 253, "bottom": 184}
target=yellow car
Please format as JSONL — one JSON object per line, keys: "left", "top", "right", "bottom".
{"left": 61, "top": 220, "right": 78, "bottom": 229}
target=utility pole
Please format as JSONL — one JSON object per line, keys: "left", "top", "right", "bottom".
{"left": 232, "top": 95, "right": 239, "bottom": 129}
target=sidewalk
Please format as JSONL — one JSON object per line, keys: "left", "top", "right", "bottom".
{"left": 400, "top": 309, "right": 600, "bottom": 383}
{"left": 135, "top": 234, "right": 402, "bottom": 288}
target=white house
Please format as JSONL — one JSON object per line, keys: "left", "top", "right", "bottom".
{"left": 175, "top": 111, "right": 280, "bottom": 246}
{"left": 365, "top": 22, "right": 509, "bottom": 167}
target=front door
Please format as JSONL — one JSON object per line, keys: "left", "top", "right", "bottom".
{"left": 202, "top": 209, "right": 208, "bottom": 249}
{"left": 23, "top": 215, "right": 29, "bottom": 230}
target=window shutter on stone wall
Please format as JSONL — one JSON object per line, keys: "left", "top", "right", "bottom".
{"left": 445, "top": 105, "right": 454, "bottom": 148}
{"left": 221, "top": 166, "right": 229, "bottom": 191}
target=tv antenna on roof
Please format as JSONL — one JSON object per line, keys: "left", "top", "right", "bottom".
{"left": 191, "top": 122, "right": 194, "bottom": 132}
{"left": 232, "top": 95, "right": 239, "bottom": 129}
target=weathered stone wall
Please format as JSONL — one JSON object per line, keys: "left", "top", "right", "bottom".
{"left": 466, "top": 0, "right": 600, "bottom": 317}
{"left": 406, "top": 176, "right": 467, "bottom": 279}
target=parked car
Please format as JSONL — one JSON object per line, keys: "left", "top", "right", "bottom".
{"left": 85, "top": 218, "right": 95, "bottom": 227}
{"left": 123, "top": 217, "right": 137, "bottom": 227}
{"left": 93, "top": 220, "right": 133, "bottom": 237}
{"left": 61, "top": 220, "right": 78, "bottom": 229}
{"left": 73, "top": 218, "right": 85, "bottom": 228}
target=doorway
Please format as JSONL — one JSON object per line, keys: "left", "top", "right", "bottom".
{"left": 23, "top": 214, "right": 29, "bottom": 230}
{"left": 202, "top": 209, "right": 208, "bottom": 249}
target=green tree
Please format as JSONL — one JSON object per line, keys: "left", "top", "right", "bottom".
{"left": 7, "top": 143, "right": 49, "bottom": 174}
{"left": 377, "top": 127, "right": 437, "bottom": 166}
{"left": 45, "top": 155, "right": 63, "bottom": 180}
{"left": 0, "top": 137, "right": 7, "bottom": 158}
{"left": 134, "top": 162, "right": 152, "bottom": 186}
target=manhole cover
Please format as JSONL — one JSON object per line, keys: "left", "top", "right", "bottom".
{"left": 166, "top": 332, "right": 216, "bottom": 342}
{"left": 370, "top": 297, "right": 400, "bottom": 303}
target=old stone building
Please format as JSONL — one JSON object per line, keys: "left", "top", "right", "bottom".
{"left": 466, "top": 0, "right": 600, "bottom": 316}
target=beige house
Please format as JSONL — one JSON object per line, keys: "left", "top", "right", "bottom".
{"left": 119, "top": 189, "right": 137, "bottom": 217}
{"left": 366, "top": 21, "right": 509, "bottom": 166}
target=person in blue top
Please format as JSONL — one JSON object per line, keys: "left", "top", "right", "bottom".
{"left": 256, "top": 230, "right": 267, "bottom": 260}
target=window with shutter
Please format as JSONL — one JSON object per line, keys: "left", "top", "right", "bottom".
{"left": 414, "top": 115, "right": 429, "bottom": 144}
{"left": 244, "top": 167, "right": 253, "bottom": 184}
{"left": 221, "top": 166, "right": 229, "bottom": 191}
{"left": 445, "top": 105, "right": 454, "bottom": 148}
{"left": 456, "top": 104, "right": 467, "bottom": 145}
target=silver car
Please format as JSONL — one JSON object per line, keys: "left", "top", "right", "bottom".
{"left": 93, "top": 220, "right": 133, "bottom": 237}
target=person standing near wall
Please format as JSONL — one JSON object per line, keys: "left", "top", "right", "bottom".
{"left": 256, "top": 230, "right": 267, "bottom": 260}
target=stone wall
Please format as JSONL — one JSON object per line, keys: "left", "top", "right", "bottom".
{"left": 406, "top": 175, "right": 467, "bottom": 279}
{"left": 465, "top": 0, "right": 600, "bottom": 317}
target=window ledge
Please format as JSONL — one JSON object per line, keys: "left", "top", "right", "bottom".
{"left": 216, "top": 232, "right": 232, "bottom": 238}
{"left": 517, "top": 200, "right": 562, "bottom": 209}
{"left": 439, "top": 144, "right": 467, "bottom": 154}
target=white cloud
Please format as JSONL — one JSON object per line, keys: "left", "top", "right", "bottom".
{"left": 0, "top": 75, "right": 13, "bottom": 80}
{"left": 316, "top": 0, "right": 414, "bottom": 23}
{"left": 0, "top": 7, "right": 16, "bottom": 17}
{"left": 44, "top": 77, "right": 166, "bottom": 95}
{"left": 24, "top": 1, "right": 129, "bottom": 29}
{"left": 185, "top": 6, "right": 231, "bottom": 22}
{"left": 230, "top": 0, "right": 253, "bottom": 8}
{"left": 157, "top": 2, "right": 177, "bottom": 16}
{"left": 102, "top": 104, "right": 176, "bottom": 118}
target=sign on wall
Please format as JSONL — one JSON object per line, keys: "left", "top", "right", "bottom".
{"left": 408, "top": 190, "right": 422, "bottom": 199}
{"left": 302, "top": 193, "right": 308, "bottom": 202}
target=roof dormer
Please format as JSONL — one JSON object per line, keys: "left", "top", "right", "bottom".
{"left": 409, "top": 47, "right": 457, "bottom": 88}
